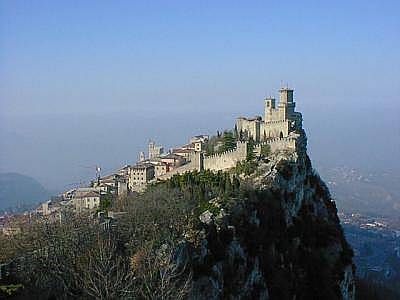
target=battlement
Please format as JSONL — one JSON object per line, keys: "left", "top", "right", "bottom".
{"left": 254, "top": 135, "right": 305, "bottom": 156}
{"left": 237, "top": 87, "right": 302, "bottom": 142}
{"left": 157, "top": 134, "right": 304, "bottom": 181}
{"left": 203, "top": 141, "right": 248, "bottom": 171}
{"left": 205, "top": 141, "right": 248, "bottom": 159}
{"left": 264, "top": 120, "right": 288, "bottom": 124}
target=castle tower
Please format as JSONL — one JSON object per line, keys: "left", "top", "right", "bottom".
{"left": 148, "top": 140, "right": 164, "bottom": 159}
{"left": 279, "top": 87, "right": 294, "bottom": 104}
{"left": 264, "top": 97, "right": 276, "bottom": 122}
{"left": 265, "top": 97, "right": 276, "bottom": 109}
{"left": 278, "top": 87, "right": 295, "bottom": 119}
{"left": 148, "top": 140, "right": 155, "bottom": 159}
{"left": 238, "top": 87, "right": 302, "bottom": 141}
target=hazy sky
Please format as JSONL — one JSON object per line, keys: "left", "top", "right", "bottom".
{"left": 1, "top": 0, "right": 399, "bottom": 191}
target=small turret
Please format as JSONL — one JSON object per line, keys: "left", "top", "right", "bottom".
{"left": 139, "top": 151, "right": 145, "bottom": 162}
{"left": 265, "top": 97, "right": 276, "bottom": 109}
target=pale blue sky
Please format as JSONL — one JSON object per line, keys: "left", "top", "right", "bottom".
{"left": 0, "top": 0, "right": 399, "bottom": 190}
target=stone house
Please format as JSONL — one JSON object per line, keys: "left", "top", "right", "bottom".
{"left": 72, "top": 188, "right": 102, "bottom": 212}
{"left": 160, "top": 153, "right": 185, "bottom": 169}
{"left": 149, "top": 161, "right": 169, "bottom": 177}
{"left": 128, "top": 163, "right": 155, "bottom": 189}
{"left": 171, "top": 148, "right": 194, "bottom": 160}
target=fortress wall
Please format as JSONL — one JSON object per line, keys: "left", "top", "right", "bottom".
{"left": 157, "top": 153, "right": 201, "bottom": 180}
{"left": 262, "top": 120, "right": 289, "bottom": 139}
{"left": 254, "top": 137, "right": 297, "bottom": 155}
{"left": 236, "top": 119, "right": 260, "bottom": 141}
{"left": 203, "top": 141, "right": 247, "bottom": 171}
{"left": 158, "top": 137, "right": 297, "bottom": 181}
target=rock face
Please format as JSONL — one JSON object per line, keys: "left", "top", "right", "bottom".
{"left": 187, "top": 138, "right": 355, "bottom": 300}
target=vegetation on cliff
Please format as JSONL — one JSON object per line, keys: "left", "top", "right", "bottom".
{"left": 0, "top": 148, "right": 356, "bottom": 299}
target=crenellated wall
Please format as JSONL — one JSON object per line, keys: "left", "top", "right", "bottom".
{"left": 203, "top": 141, "right": 248, "bottom": 171}
{"left": 158, "top": 137, "right": 300, "bottom": 181}
{"left": 254, "top": 136, "right": 297, "bottom": 155}
{"left": 157, "top": 152, "right": 202, "bottom": 180}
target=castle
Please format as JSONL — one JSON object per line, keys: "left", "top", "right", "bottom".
{"left": 158, "top": 87, "right": 303, "bottom": 180}
{"left": 62, "top": 87, "right": 304, "bottom": 209}
{"left": 236, "top": 87, "right": 302, "bottom": 141}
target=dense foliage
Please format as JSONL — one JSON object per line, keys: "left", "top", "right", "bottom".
{"left": 203, "top": 130, "right": 237, "bottom": 155}
{"left": 0, "top": 152, "right": 360, "bottom": 300}
{"left": 0, "top": 170, "right": 245, "bottom": 299}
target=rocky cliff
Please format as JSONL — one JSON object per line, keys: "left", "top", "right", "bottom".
{"left": 184, "top": 137, "right": 355, "bottom": 300}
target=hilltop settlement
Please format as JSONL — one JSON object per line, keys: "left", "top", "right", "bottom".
{"left": 0, "top": 87, "right": 303, "bottom": 223}
{"left": 1, "top": 87, "right": 358, "bottom": 300}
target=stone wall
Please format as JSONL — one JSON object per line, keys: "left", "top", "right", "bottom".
{"left": 254, "top": 136, "right": 297, "bottom": 155}
{"left": 158, "top": 152, "right": 202, "bottom": 180}
{"left": 158, "top": 142, "right": 248, "bottom": 179}
{"left": 236, "top": 118, "right": 261, "bottom": 141}
{"left": 203, "top": 141, "right": 248, "bottom": 171}
{"left": 262, "top": 120, "right": 290, "bottom": 139}
{"left": 158, "top": 137, "right": 299, "bottom": 181}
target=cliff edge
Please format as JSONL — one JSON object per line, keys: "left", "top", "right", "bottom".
{"left": 184, "top": 137, "right": 355, "bottom": 300}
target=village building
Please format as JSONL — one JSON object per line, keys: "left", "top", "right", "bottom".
{"left": 128, "top": 163, "right": 155, "bottom": 190}
{"left": 148, "top": 161, "right": 169, "bottom": 177}
{"left": 73, "top": 189, "right": 102, "bottom": 212}
{"left": 160, "top": 153, "right": 185, "bottom": 169}
{"left": 62, "top": 188, "right": 76, "bottom": 201}
{"left": 171, "top": 148, "right": 194, "bottom": 160}
{"left": 94, "top": 171, "right": 129, "bottom": 196}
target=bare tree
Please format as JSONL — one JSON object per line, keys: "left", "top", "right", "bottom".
{"left": 129, "top": 241, "right": 192, "bottom": 300}
{"left": 2, "top": 184, "right": 194, "bottom": 299}
{"left": 80, "top": 233, "right": 133, "bottom": 299}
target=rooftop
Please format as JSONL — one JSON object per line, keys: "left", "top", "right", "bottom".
{"left": 161, "top": 153, "right": 184, "bottom": 160}
{"left": 132, "top": 163, "right": 154, "bottom": 169}
{"left": 237, "top": 116, "right": 262, "bottom": 121}
{"left": 172, "top": 148, "right": 194, "bottom": 154}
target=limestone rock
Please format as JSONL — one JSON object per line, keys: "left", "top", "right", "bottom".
{"left": 187, "top": 140, "right": 355, "bottom": 300}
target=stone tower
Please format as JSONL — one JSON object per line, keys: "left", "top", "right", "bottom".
{"left": 237, "top": 87, "right": 303, "bottom": 142}
{"left": 264, "top": 97, "right": 276, "bottom": 123}
{"left": 278, "top": 87, "right": 295, "bottom": 120}
{"left": 148, "top": 140, "right": 164, "bottom": 159}
{"left": 139, "top": 151, "right": 145, "bottom": 162}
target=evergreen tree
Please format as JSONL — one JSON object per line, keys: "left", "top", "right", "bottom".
{"left": 221, "top": 131, "right": 236, "bottom": 152}
{"left": 234, "top": 124, "right": 238, "bottom": 139}
{"left": 246, "top": 138, "right": 256, "bottom": 161}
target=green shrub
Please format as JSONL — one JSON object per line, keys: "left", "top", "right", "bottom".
{"left": 0, "top": 284, "right": 23, "bottom": 296}
{"left": 236, "top": 161, "right": 257, "bottom": 176}
{"left": 260, "top": 144, "right": 271, "bottom": 157}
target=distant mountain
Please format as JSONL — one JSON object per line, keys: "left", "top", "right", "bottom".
{"left": 0, "top": 172, "right": 50, "bottom": 212}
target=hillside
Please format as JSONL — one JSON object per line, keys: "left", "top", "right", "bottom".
{"left": 1, "top": 134, "right": 355, "bottom": 299}
{"left": 0, "top": 173, "right": 49, "bottom": 212}
{"left": 182, "top": 141, "right": 355, "bottom": 299}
